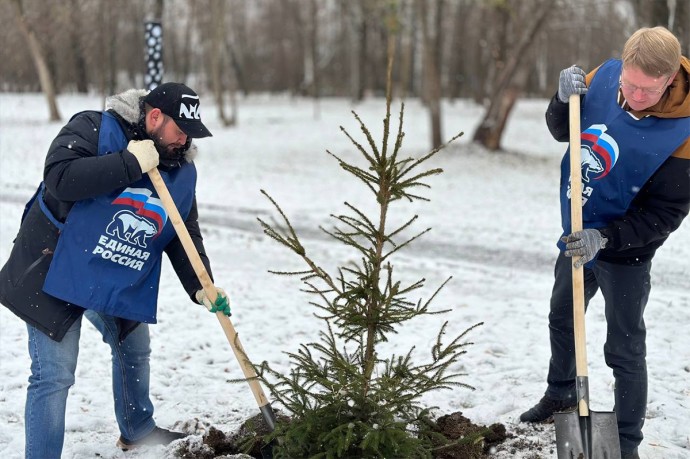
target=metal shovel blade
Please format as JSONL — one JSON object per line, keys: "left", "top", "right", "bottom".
{"left": 554, "top": 409, "right": 621, "bottom": 459}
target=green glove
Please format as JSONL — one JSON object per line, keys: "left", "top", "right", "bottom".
{"left": 195, "top": 288, "right": 231, "bottom": 316}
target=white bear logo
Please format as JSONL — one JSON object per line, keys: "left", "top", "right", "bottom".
{"left": 581, "top": 145, "right": 604, "bottom": 183}
{"left": 106, "top": 210, "right": 158, "bottom": 248}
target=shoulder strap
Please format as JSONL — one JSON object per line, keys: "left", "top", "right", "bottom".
{"left": 98, "top": 111, "right": 128, "bottom": 156}
{"left": 21, "top": 110, "right": 124, "bottom": 229}
{"left": 21, "top": 183, "right": 64, "bottom": 230}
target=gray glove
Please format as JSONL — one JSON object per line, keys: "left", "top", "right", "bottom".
{"left": 127, "top": 139, "right": 159, "bottom": 173}
{"left": 558, "top": 65, "right": 588, "bottom": 103}
{"left": 561, "top": 229, "right": 608, "bottom": 268}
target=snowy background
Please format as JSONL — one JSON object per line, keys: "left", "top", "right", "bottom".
{"left": 1, "top": 93, "right": 688, "bottom": 459}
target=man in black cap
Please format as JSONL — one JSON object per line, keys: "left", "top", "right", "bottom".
{"left": 0, "top": 83, "right": 229, "bottom": 458}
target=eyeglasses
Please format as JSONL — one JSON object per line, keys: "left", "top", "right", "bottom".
{"left": 619, "top": 74, "right": 671, "bottom": 97}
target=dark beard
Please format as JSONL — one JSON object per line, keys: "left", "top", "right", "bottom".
{"left": 152, "top": 136, "right": 188, "bottom": 161}
{"left": 153, "top": 137, "right": 192, "bottom": 169}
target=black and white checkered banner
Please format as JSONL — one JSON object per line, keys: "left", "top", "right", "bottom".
{"left": 144, "top": 21, "right": 163, "bottom": 90}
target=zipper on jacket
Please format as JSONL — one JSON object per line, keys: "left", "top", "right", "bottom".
{"left": 14, "top": 248, "right": 54, "bottom": 287}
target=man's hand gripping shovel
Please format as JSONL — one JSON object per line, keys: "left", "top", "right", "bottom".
{"left": 552, "top": 95, "right": 621, "bottom": 459}
{"left": 148, "top": 168, "right": 277, "bottom": 458}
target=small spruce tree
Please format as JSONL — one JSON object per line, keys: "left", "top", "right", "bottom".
{"left": 254, "top": 17, "right": 481, "bottom": 459}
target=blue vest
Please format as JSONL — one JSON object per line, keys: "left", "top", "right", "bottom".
{"left": 41, "top": 112, "right": 197, "bottom": 323}
{"left": 558, "top": 59, "right": 690, "bottom": 256}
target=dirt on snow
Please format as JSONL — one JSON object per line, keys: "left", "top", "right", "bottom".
{"left": 171, "top": 411, "right": 554, "bottom": 458}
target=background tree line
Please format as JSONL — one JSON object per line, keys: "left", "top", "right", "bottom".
{"left": 3, "top": 0, "right": 688, "bottom": 149}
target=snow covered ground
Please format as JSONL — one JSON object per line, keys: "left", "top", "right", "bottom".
{"left": 1, "top": 93, "right": 688, "bottom": 458}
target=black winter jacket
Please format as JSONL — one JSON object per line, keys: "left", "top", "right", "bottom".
{"left": 0, "top": 89, "right": 212, "bottom": 341}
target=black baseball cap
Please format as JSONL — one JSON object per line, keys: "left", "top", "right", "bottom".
{"left": 144, "top": 82, "right": 212, "bottom": 138}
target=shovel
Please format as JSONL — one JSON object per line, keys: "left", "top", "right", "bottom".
{"left": 148, "top": 168, "right": 277, "bottom": 457}
{"left": 553, "top": 95, "right": 621, "bottom": 459}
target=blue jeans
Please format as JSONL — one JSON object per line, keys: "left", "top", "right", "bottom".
{"left": 546, "top": 253, "right": 651, "bottom": 453}
{"left": 25, "top": 311, "right": 156, "bottom": 459}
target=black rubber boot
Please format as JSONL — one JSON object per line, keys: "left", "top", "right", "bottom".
{"left": 116, "top": 426, "right": 187, "bottom": 451}
{"left": 519, "top": 395, "right": 577, "bottom": 423}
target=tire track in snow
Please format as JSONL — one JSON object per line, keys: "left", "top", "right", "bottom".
{"left": 2, "top": 187, "right": 686, "bottom": 290}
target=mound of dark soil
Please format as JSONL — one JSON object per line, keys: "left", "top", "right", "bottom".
{"left": 432, "top": 411, "right": 508, "bottom": 458}
{"left": 172, "top": 411, "right": 523, "bottom": 458}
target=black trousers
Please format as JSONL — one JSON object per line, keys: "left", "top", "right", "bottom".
{"left": 545, "top": 252, "right": 651, "bottom": 453}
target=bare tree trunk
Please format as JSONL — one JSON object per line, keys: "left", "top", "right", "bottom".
{"left": 225, "top": 37, "right": 248, "bottom": 96}
{"left": 677, "top": 0, "right": 690, "bottom": 52}
{"left": 479, "top": 66, "right": 529, "bottom": 151}
{"left": 357, "top": 5, "right": 368, "bottom": 101}
{"left": 225, "top": 2, "right": 249, "bottom": 94}
{"left": 472, "top": 0, "right": 551, "bottom": 151}
{"left": 103, "top": 0, "right": 117, "bottom": 96}
{"left": 210, "top": 0, "right": 234, "bottom": 126}
{"left": 396, "top": 0, "right": 416, "bottom": 98}
{"left": 277, "top": 0, "right": 297, "bottom": 95}
{"left": 11, "top": 0, "right": 61, "bottom": 121}
{"left": 669, "top": 0, "right": 689, "bottom": 52}
{"left": 447, "top": 1, "right": 467, "bottom": 100}
{"left": 418, "top": 0, "right": 442, "bottom": 148}
{"left": 433, "top": 0, "right": 444, "bottom": 92}
{"left": 309, "top": 0, "right": 319, "bottom": 98}
{"left": 179, "top": 0, "right": 195, "bottom": 81}
{"left": 630, "top": 0, "right": 670, "bottom": 27}
{"left": 67, "top": 0, "right": 88, "bottom": 93}
{"left": 348, "top": 0, "right": 368, "bottom": 101}
{"left": 108, "top": 22, "right": 117, "bottom": 94}
{"left": 152, "top": 0, "right": 164, "bottom": 19}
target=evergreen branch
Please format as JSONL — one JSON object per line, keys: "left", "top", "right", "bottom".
{"left": 338, "top": 124, "right": 380, "bottom": 165}
{"left": 380, "top": 110, "right": 390, "bottom": 164}
{"left": 333, "top": 214, "right": 375, "bottom": 236}
{"left": 396, "top": 169, "right": 444, "bottom": 193}
{"left": 385, "top": 214, "right": 418, "bottom": 241}
{"left": 331, "top": 156, "right": 380, "bottom": 188}
{"left": 329, "top": 213, "right": 378, "bottom": 247}
{"left": 320, "top": 226, "right": 373, "bottom": 259}
{"left": 300, "top": 285, "right": 336, "bottom": 296}
{"left": 342, "top": 202, "right": 378, "bottom": 234}
{"left": 394, "top": 154, "right": 438, "bottom": 183}
{"left": 303, "top": 282, "right": 338, "bottom": 306}
{"left": 431, "top": 321, "right": 484, "bottom": 362}
{"left": 392, "top": 191, "right": 432, "bottom": 203}
{"left": 350, "top": 111, "right": 382, "bottom": 163}
{"left": 392, "top": 278, "right": 425, "bottom": 297}
{"left": 395, "top": 131, "right": 463, "bottom": 182}
{"left": 390, "top": 103, "right": 406, "bottom": 165}
{"left": 420, "top": 276, "right": 452, "bottom": 312}
{"left": 429, "top": 427, "right": 496, "bottom": 454}
{"left": 258, "top": 190, "right": 305, "bottom": 255}
{"left": 340, "top": 164, "right": 379, "bottom": 187}
{"left": 382, "top": 227, "right": 431, "bottom": 261}
{"left": 267, "top": 269, "right": 315, "bottom": 277}
{"left": 299, "top": 272, "right": 325, "bottom": 283}
{"left": 327, "top": 150, "right": 378, "bottom": 196}
{"left": 258, "top": 219, "right": 304, "bottom": 253}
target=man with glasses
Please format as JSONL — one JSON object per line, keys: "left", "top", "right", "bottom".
{"left": 0, "top": 83, "right": 231, "bottom": 458}
{"left": 519, "top": 27, "right": 690, "bottom": 459}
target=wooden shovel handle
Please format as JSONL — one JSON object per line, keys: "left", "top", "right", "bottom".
{"left": 148, "top": 168, "right": 270, "bottom": 409}
{"left": 569, "top": 94, "right": 589, "bottom": 416}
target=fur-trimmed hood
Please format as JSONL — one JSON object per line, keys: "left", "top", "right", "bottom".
{"left": 105, "top": 88, "right": 198, "bottom": 163}
{"left": 105, "top": 88, "right": 146, "bottom": 125}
